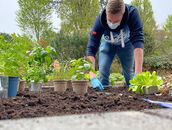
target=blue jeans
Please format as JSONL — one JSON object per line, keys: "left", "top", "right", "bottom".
{"left": 99, "top": 40, "right": 134, "bottom": 86}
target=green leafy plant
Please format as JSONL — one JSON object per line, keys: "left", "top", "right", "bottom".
{"left": 69, "top": 58, "right": 96, "bottom": 80}
{"left": 24, "top": 46, "right": 56, "bottom": 83}
{"left": 109, "top": 73, "right": 125, "bottom": 85}
{"left": 48, "top": 63, "right": 72, "bottom": 80}
{"left": 25, "top": 67, "right": 48, "bottom": 83}
{"left": 95, "top": 71, "right": 124, "bottom": 85}
{"left": 0, "top": 34, "right": 31, "bottom": 77}
{"left": 48, "top": 71, "right": 71, "bottom": 81}
{"left": 128, "top": 71, "right": 163, "bottom": 94}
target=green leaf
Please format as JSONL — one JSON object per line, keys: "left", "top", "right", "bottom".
{"left": 78, "top": 66, "right": 84, "bottom": 69}
{"left": 128, "top": 71, "right": 163, "bottom": 94}
{"left": 84, "top": 63, "right": 90, "bottom": 69}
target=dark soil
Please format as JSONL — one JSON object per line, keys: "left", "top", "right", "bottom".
{"left": 0, "top": 86, "right": 172, "bottom": 120}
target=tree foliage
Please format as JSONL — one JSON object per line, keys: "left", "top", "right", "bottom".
{"left": 16, "top": 0, "right": 54, "bottom": 41}
{"left": 51, "top": 0, "right": 107, "bottom": 17}
{"left": 162, "top": 14, "right": 172, "bottom": 54}
{"left": 131, "top": 0, "right": 156, "bottom": 56}
{"left": 99, "top": 0, "right": 108, "bottom": 10}
{"left": 131, "top": 0, "right": 156, "bottom": 34}
{"left": 60, "top": 0, "right": 100, "bottom": 33}
{"left": 0, "top": 33, "right": 13, "bottom": 42}
{"left": 143, "top": 31, "right": 155, "bottom": 56}
{"left": 163, "top": 14, "right": 172, "bottom": 32}
{"left": 50, "top": 0, "right": 62, "bottom": 17}
{"left": 153, "top": 30, "right": 167, "bottom": 55}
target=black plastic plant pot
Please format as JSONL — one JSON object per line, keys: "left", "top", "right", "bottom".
{"left": 143, "top": 86, "right": 159, "bottom": 94}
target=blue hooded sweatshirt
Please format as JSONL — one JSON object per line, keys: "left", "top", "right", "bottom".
{"left": 87, "top": 4, "right": 144, "bottom": 57}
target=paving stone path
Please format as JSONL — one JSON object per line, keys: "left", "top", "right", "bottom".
{"left": 0, "top": 109, "right": 172, "bottom": 130}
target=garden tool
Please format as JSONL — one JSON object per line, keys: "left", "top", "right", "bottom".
{"left": 144, "top": 98, "right": 172, "bottom": 108}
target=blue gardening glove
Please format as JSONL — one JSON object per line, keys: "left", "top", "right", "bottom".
{"left": 129, "top": 74, "right": 137, "bottom": 87}
{"left": 91, "top": 77, "right": 104, "bottom": 90}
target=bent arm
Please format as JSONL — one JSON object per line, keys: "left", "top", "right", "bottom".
{"left": 134, "top": 48, "right": 143, "bottom": 74}
{"left": 87, "top": 56, "right": 97, "bottom": 79}
{"left": 87, "top": 14, "right": 105, "bottom": 79}
{"left": 128, "top": 6, "right": 144, "bottom": 74}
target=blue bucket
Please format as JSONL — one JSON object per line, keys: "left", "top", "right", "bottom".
{"left": 8, "top": 76, "right": 19, "bottom": 97}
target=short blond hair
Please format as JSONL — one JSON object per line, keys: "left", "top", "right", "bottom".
{"left": 106, "top": 0, "right": 125, "bottom": 14}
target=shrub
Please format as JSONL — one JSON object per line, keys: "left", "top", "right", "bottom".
{"left": 110, "top": 58, "right": 123, "bottom": 74}
{"left": 51, "top": 31, "right": 89, "bottom": 61}
{"left": 143, "top": 55, "right": 172, "bottom": 71}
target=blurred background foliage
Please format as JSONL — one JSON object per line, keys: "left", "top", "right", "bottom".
{"left": 1, "top": 0, "right": 171, "bottom": 75}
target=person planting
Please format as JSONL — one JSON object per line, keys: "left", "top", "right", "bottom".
{"left": 87, "top": 0, "right": 144, "bottom": 90}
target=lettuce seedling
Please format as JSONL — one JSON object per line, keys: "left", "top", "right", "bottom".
{"left": 129, "top": 71, "right": 163, "bottom": 94}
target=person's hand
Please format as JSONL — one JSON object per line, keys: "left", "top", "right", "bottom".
{"left": 91, "top": 77, "right": 104, "bottom": 90}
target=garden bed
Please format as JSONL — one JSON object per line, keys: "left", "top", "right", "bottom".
{"left": 0, "top": 86, "right": 172, "bottom": 120}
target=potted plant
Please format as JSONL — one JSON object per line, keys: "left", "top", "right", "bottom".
{"left": 48, "top": 61, "right": 72, "bottom": 93}
{"left": 91, "top": 71, "right": 125, "bottom": 87}
{"left": 128, "top": 71, "right": 163, "bottom": 94}
{"left": 54, "top": 60, "right": 72, "bottom": 90}
{"left": 24, "top": 46, "right": 56, "bottom": 93}
{"left": 109, "top": 73, "right": 125, "bottom": 86}
{"left": 69, "top": 58, "right": 96, "bottom": 95}
{"left": 0, "top": 34, "right": 31, "bottom": 97}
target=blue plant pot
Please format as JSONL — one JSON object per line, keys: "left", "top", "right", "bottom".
{"left": 8, "top": 76, "right": 19, "bottom": 97}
